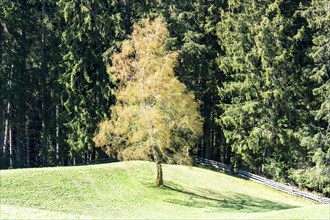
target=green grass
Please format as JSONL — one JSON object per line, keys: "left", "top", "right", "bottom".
{"left": 0, "top": 161, "right": 329, "bottom": 219}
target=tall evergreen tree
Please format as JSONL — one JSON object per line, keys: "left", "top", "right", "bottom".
{"left": 217, "top": 0, "right": 310, "bottom": 177}
{"left": 156, "top": 0, "right": 225, "bottom": 161}
{"left": 56, "top": 0, "right": 126, "bottom": 163}
{"left": 289, "top": 0, "right": 330, "bottom": 195}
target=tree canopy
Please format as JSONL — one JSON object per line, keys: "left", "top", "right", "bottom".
{"left": 93, "top": 18, "right": 203, "bottom": 185}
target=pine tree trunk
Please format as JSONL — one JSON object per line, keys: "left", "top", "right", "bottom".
{"left": 9, "top": 121, "right": 12, "bottom": 168}
{"left": 84, "top": 152, "right": 88, "bottom": 164}
{"left": 25, "top": 115, "right": 30, "bottom": 167}
{"left": 16, "top": 124, "right": 22, "bottom": 167}
{"left": 91, "top": 147, "right": 96, "bottom": 161}
{"left": 0, "top": 112, "right": 4, "bottom": 156}
{"left": 3, "top": 65, "right": 13, "bottom": 166}
{"left": 26, "top": 136, "right": 30, "bottom": 167}
{"left": 205, "top": 135, "right": 210, "bottom": 159}
{"left": 2, "top": 112, "right": 8, "bottom": 156}
{"left": 225, "top": 145, "right": 231, "bottom": 165}
{"left": 55, "top": 105, "right": 59, "bottom": 163}
{"left": 41, "top": 0, "right": 48, "bottom": 167}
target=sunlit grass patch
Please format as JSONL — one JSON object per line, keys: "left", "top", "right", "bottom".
{"left": 1, "top": 161, "right": 328, "bottom": 219}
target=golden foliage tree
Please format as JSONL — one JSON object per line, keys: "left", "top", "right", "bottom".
{"left": 93, "top": 17, "right": 203, "bottom": 186}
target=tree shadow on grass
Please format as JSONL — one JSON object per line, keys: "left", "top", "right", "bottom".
{"left": 163, "top": 182, "right": 298, "bottom": 213}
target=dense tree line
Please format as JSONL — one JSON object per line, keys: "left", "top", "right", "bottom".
{"left": 0, "top": 0, "right": 329, "bottom": 196}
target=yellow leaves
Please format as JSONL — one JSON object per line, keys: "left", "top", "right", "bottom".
{"left": 109, "top": 40, "right": 134, "bottom": 82}
{"left": 132, "top": 17, "right": 169, "bottom": 55}
{"left": 94, "top": 17, "right": 203, "bottom": 164}
{"left": 93, "top": 120, "right": 113, "bottom": 147}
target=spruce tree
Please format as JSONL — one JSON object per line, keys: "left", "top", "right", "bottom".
{"left": 57, "top": 0, "right": 126, "bottom": 163}
{"left": 289, "top": 0, "right": 330, "bottom": 195}
{"left": 159, "top": 0, "right": 224, "bottom": 161}
{"left": 217, "top": 0, "right": 309, "bottom": 177}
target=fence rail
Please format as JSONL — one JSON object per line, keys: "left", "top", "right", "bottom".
{"left": 193, "top": 156, "right": 330, "bottom": 204}
{"left": 193, "top": 156, "right": 232, "bottom": 173}
{"left": 75, "top": 157, "right": 118, "bottom": 166}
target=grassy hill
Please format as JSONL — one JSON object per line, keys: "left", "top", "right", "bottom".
{"left": 0, "top": 161, "right": 329, "bottom": 219}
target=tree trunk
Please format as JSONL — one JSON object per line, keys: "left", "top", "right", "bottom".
{"left": 155, "top": 160, "right": 163, "bottom": 186}
{"left": 16, "top": 124, "right": 22, "bottom": 167}
{"left": 25, "top": 115, "right": 30, "bottom": 167}
{"left": 5, "top": 64, "right": 13, "bottom": 167}
{"left": 153, "top": 146, "right": 163, "bottom": 186}
{"left": 41, "top": 0, "right": 48, "bottom": 167}
{"left": 225, "top": 145, "right": 231, "bottom": 165}
{"left": 2, "top": 73, "right": 12, "bottom": 157}
{"left": 0, "top": 112, "right": 4, "bottom": 156}
{"left": 55, "top": 105, "right": 59, "bottom": 163}
{"left": 2, "top": 111, "right": 8, "bottom": 156}
{"left": 9, "top": 121, "right": 12, "bottom": 168}
{"left": 91, "top": 147, "right": 96, "bottom": 161}
{"left": 26, "top": 136, "right": 30, "bottom": 167}
{"left": 84, "top": 152, "right": 88, "bottom": 164}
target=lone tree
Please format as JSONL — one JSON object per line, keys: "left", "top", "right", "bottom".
{"left": 93, "top": 18, "right": 203, "bottom": 186}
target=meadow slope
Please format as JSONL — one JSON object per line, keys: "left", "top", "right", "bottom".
{"left": 0, "top": 161, "right": 329, "bottom": 219}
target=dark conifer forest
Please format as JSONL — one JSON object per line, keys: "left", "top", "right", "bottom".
{"left": 0, "top": 0, "right": 329, "bottom": 196}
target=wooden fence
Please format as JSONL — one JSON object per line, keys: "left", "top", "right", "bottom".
{"left": 75, "top": 157, "right": 118, "bottom": 166}
{"left": 193, "top": 156, "right": 330, "bottom": 204}
{"left": 193, "top": 156, "right": 232, "bottom": 173}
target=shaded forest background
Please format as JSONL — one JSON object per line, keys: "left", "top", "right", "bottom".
{"left": 0, "top": 0, "right": 329, "bottom": 196}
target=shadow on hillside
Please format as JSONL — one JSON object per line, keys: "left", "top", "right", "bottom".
{"left": 163, "top": 182, "right": 298, "bottom": 213}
